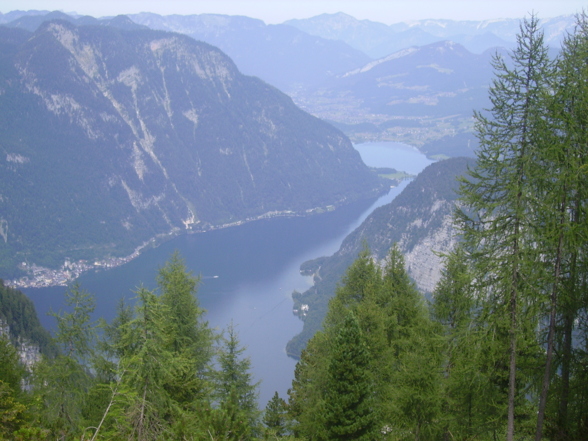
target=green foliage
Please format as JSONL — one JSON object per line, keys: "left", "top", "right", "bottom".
{"left": 50, "top": 283, "right": 96, "bottom": 362}
{"left": 0, "top": 380, "right": 27, "bottom": 439}
{"left": 456, "top": 13, "right": 552, "bottom": 440}
{"left": 215, "top": 322, "right": 260, "bottom": 436}
{"left": 287, "top": 157, "right": 474, "bottom": 359}
{"left": 263, "top": 391, "right": 288, "bottom": 437}
{"left": 158, "top": 252, "right": 214, "bottom": 405}
{"left": 28, "top": 284, "right": 97, "bottom": 439}
{"left": 0, "top": 337, "right": 25, "bottom": 396}
{"left": 0, "top": 280, "right": 56, "bottom": 357}
{"left": 289, "top": 246, "right": 443, "bottom": 440}
{"left": 323, "top": 312, "right": 377, "bottom": 441}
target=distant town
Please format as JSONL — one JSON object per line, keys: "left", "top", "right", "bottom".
{"left": 5, "top": 250, "right": 143, "bottom": 289}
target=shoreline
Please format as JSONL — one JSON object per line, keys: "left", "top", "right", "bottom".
{"left": 5, "top": 194, "right": 385, "bottom": 290}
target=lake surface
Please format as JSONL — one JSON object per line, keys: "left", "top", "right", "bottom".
{"left": 24, "top": 141, "right": 433, "bottom": 406}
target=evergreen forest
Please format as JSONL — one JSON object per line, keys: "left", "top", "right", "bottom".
{"left": 1, "top": 13, "right": 588, "bottom": 441}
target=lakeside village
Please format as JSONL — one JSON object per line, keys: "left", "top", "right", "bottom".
{"left": 6, "top": 252, "right": 142, "bottom": 289}
{"left": 5, "top": 205, "right": 340, "bottom": 290}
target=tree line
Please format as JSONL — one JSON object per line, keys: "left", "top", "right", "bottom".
{"left": 287, "top": 13, "right": 588, "bottom": 441}
{"left": 0, "top": 253, "right": 263, "bottom": 440}
{"left": 1, "top": 12, "right": 588, "bottom": 441}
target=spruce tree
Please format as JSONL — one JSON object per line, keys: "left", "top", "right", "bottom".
{"left": 287, "top": 331, "right": 330, "bottom": 440}
{"left": 432, "top": 247, "right": 506, "bottom": 439}
{"left": 263, "top": 391, "right": 288, "bottom": 437}
{"left": 214, "top": 322, "right": 260, "bottom": 436}
{"left": 323, "top": 311, "right": 377, "bottom": 441}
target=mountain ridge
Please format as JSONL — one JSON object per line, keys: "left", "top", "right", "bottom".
{"left": 0, "top": 19, "right": 384, "bottom": 279}
{"left": 285, "top": 13, "right": 575, "bottom": 57}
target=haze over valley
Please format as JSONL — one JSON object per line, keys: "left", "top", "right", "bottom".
{"left": 1, "top": 3, "right": 587, "bottom": 439}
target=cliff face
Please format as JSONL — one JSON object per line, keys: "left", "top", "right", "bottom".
{"left": 287, "top": 157, "right": 473, "bottom": 357}
{"left": 336, "top": 157, "right": 471, "bottom": 291}
{"left": 0, "top": 318, "right": 42, "bottom": 371}
{"left": 0, "top": 21, "right": 384, "bottom": 275}
{"left": 400, "top": 203, "right": 458, "bottom": 293}
{"left": 0, "top": 281, "right": 55, "bottom": 363}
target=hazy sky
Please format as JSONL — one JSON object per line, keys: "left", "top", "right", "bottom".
{"left": 0, "top": 0, "right": 584, "bottom": 24}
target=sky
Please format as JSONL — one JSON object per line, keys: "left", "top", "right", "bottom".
{"left": 0, "top": 0, "right": 585, "bottom": 24}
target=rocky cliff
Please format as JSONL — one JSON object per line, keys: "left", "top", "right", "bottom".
{"left": 287, "top": 157, "right": 473, "bottom": 357}
{"left": 0, "top": 281, "right": 55, "bottom": 368}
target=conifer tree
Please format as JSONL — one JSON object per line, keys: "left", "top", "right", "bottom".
{"left": 381, "top": 247, "right": 443, "bottom": 439}
{"left": 214, "top": 322, "right": 260, "bottom": 437}
{"left": 0, "top": 338, "right": 27, "bottom": 438}
{"left": 532, "top": 13, "right": 588, "bottom": 440}
{"left": 157, "top": 252, "right": 213, "bottom": 405}
{"left": 456, "top": 14, "right": 551, "bottom": 440}
{"left": 0, "top": 337, "right": 25, "bottom": 396}
{"left": 107, "top": 287, "right": 178, "bottom": 440}
{"left": 31, "top": 284, "right": 97, "bottom": 438}
{"left": 263, "top": 391, "right": 288, "bottom": 437}
{"left": 289, "top": 246, "right": 442, "bottom": 439}
{"left": 322, "top": 311, "right": 377, "bottom": 441}
{"left": 287, "top": 331, "right": 330, "bottom": 440}
{"left": 432, "top": 247, "right": 506, "bottom": 439}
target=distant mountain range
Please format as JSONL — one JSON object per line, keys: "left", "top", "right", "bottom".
{"left": 285, "top": 12, "right": 574, "bottom": 58}
{"left": 293, "top": 40, "right": 501, "bottom": 157}
{"left": 0, "top": 9, "right": 575, "bottom": 278}
{"left": 2, "top": 11, "right": 574, "bottom": 157}
{"left": 0, "top": 19, "right": 383, "bottom": 278}
{"left": 128, "top": 13, "right": 372, "bottom": 93}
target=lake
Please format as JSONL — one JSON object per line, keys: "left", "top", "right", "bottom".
{"left": 24, "top": 141, "right": 433, "bottom": 406}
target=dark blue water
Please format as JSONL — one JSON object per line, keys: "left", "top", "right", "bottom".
{"left": 23, "top": 142, "right": 432, "bottom": 406}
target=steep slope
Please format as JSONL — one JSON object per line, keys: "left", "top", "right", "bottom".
{"left": 0, "top": 21, "right": 384, "bottom": 278}
{"left": 287, "top": 157, "right": 473, "bottom": 357}
{"left": 0, "top": 280, "right": 56, "bottom": 365}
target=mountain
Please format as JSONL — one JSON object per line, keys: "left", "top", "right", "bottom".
{"left": 0, "top": 10, "right": 52, "bottom": 25}
{"left": 0, "top": 20, "right": 384, "bottom": 278}
{"left": 128, "top": 13, "right": 372, "bottom": 92}
{"left": 291, "top": 41, "right": 497, "bottom": 157}
{"left": 2, "top": 11, "right": 372, "bottom": 93}
{"left": 0, "top": 280, "right": 57, "bottom": 365}
{"left": 285, "top": 13, "right": 575, "bottom": 57}
{"left": 285, "top": 12, "right": 400, "bottom": 58}
{"left": 336, "top": 41, "right": 492, "bottom": 116}
{"left": 286, "top": 157, "right": 473, "bottom": 357}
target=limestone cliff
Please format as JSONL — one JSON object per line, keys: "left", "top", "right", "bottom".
{"left": 287, "top": 157, "right": 473, "bottom": 357}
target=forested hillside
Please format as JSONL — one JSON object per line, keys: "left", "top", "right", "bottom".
{"left": 288, "top": 13, "right": 588, "bottom": 441}
{"left": 0, "top": 254, "right": 269, "bottom": 439}
{"left": 287, "top": 156, "right": 472, "bottom": 358}
{"left": 0, "top": 19, "right": 383, "bottom": 278}
{"left": 0, "top": 280, "right": 56, "bottom": 358}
